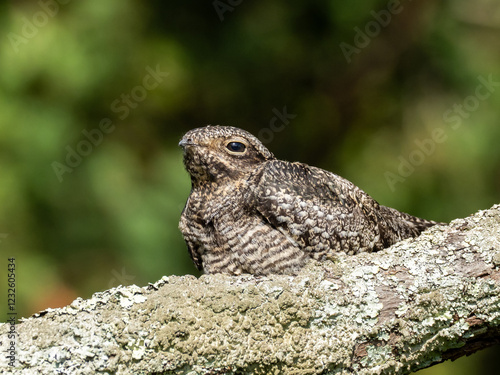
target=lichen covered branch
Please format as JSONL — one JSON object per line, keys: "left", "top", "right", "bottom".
{"left": 1, "top": 205, "right": 500, "bottom": 374}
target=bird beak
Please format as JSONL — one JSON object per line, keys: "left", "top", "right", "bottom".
{"left": 178, "top": 138, "right": 194, "bottom": 148}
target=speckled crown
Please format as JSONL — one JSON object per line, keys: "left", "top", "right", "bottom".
{"left": 180, "top": 125, "right": 275, "bottom": 160}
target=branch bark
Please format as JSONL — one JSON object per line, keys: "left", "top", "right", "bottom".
{"left": 2, "top": 205, "right": 500, "bottom": 375}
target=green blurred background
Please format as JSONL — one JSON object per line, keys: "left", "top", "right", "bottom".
{"left": 1, "top": 0, "right": 499, "bottom": 373}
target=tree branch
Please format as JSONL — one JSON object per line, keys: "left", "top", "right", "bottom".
{"left": 2, "top": 205, "right": 500, "bottom": 374}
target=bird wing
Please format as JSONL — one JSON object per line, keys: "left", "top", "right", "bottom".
{"left": 248, "top": 160, "right": 388, "bottom": 255}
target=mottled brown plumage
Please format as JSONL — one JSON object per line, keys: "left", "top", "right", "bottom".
{"left": 178, "top": 125, "right": 439, "bottom": 275}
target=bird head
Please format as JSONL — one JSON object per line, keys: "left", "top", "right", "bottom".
{"left": 179, "top": 125, "right": 275, "bottom": 185}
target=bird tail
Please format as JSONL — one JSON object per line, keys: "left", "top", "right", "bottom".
{"left": 378, "top": 205, "right": 443, "bottom": 245}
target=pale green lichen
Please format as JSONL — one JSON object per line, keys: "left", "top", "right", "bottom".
{"left": 1, "top": 205, "right": 499, "bottom": 374}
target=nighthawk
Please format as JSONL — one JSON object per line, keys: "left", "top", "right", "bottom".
{"left": 178, "top": 125, "right": 439, "bottom": 275}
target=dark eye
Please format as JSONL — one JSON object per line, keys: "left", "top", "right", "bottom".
{"left": 226, "top": 141, "right": 246, "bottom": 153}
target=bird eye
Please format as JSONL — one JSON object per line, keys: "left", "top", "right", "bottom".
{"left": 226, "top": 141, "right": 246, "bottom": 153}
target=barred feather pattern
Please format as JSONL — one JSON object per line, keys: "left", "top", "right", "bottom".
{"left": 178, "top": 125, "right": 441, "bottom": 275}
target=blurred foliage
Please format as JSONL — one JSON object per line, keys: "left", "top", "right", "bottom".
{"left": 0, "top": 0, "right": 499, "bottom": 373}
